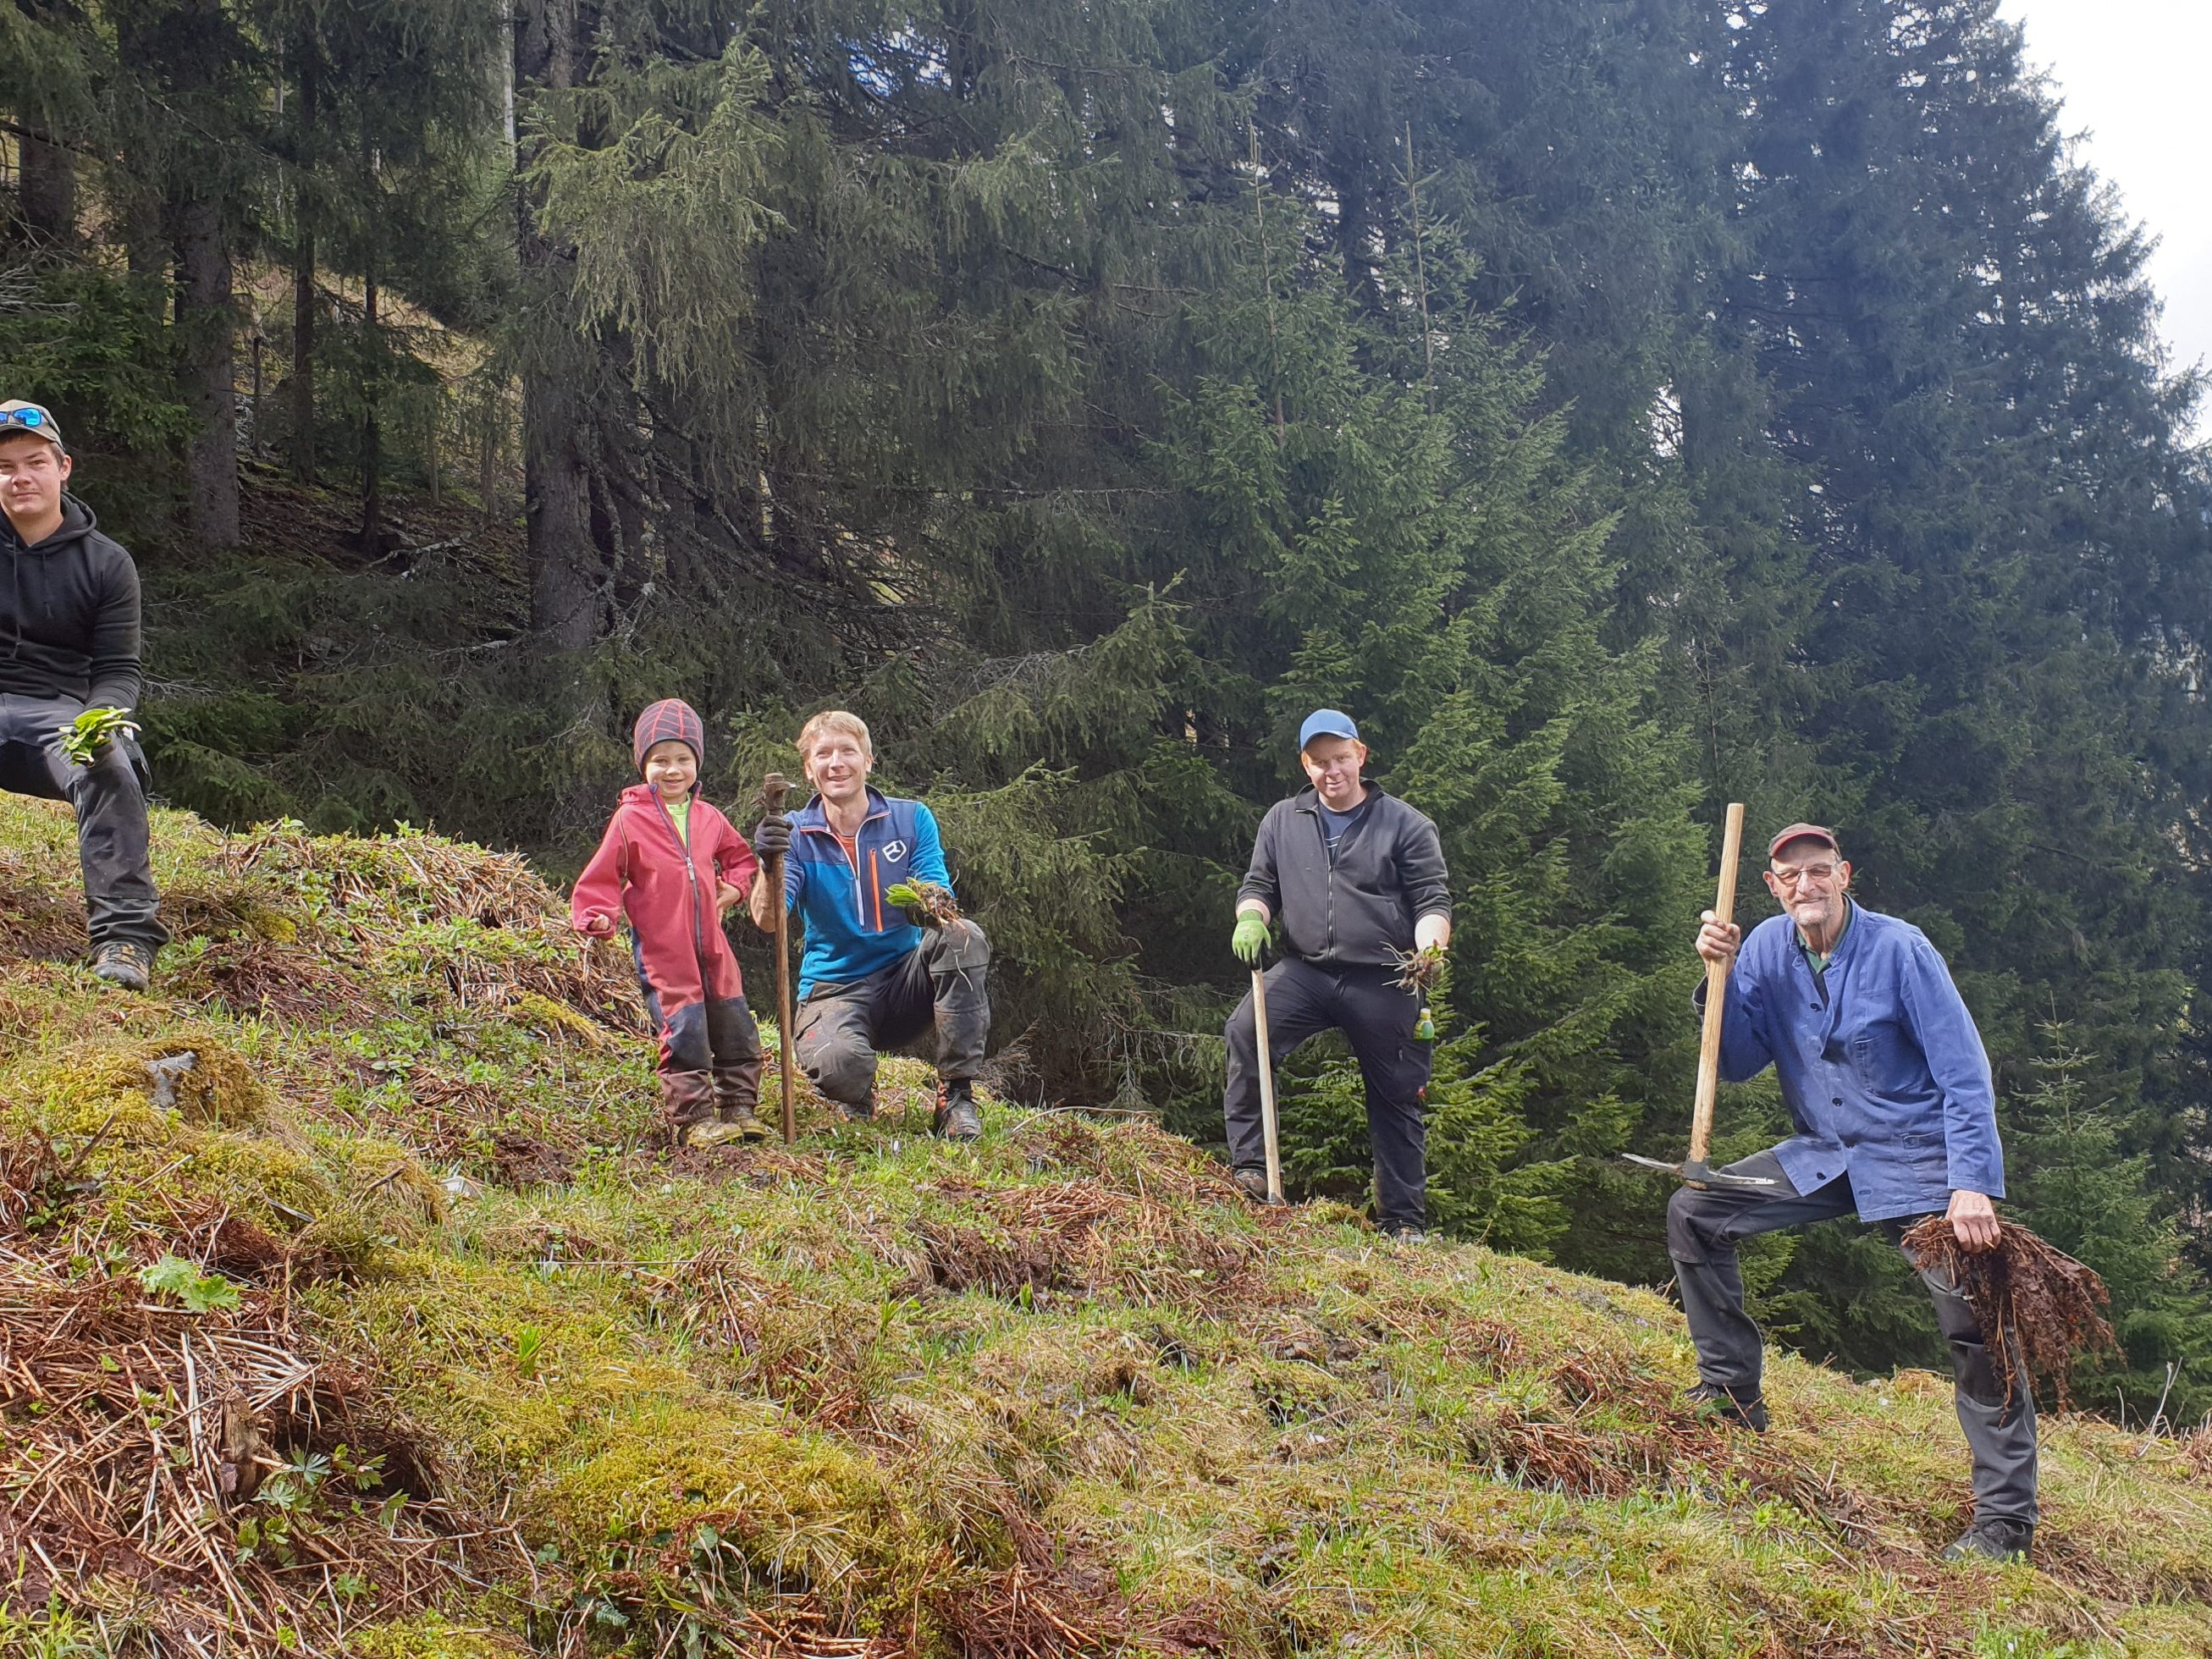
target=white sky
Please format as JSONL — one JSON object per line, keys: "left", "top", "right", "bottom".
{"left": 1998, "top": 1, "right": 2211, "bottom": 438}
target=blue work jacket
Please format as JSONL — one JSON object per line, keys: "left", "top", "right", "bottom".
{"left": 781, "top": 788, "right": 952, "bottom": 1000}
{"left": 1714, "top": 902, "right": 2005, "bottom": 1221}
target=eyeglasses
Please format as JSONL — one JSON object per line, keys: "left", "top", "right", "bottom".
{"left": 0, "top": 406, "right": 52, "bottom": 432}
{"left": 1771, "top": 862, "right": 1840, "bottom": 889}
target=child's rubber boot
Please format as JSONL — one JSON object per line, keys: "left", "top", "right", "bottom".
{"left": 662, "top": 1070, "right": 738, "bottom": 1149}
{"left": 713, "top": 1062, "right": 773, "bottom": 1143}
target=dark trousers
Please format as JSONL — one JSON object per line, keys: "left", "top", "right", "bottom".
{"left": 793, "top": 920, "right": 990, "bottom": 1107}
{"left": 0, "top": 692, "right": 168, "bottom": 951}
{"left": 1667, "top": 1149, "right": 2038, "bottom": 1526}
{"left": 1223, "top": 957, "right": 1432, "bottom": 1231}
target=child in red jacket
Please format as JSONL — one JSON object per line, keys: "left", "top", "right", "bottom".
{"left": 571, "top": 700, "right": 768, "bottom": 1147}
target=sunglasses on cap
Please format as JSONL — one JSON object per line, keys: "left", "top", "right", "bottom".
{"left": 2, "top": 406, "right": 53, "bottom": 432}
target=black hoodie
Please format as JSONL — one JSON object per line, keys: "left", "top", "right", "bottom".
{"left": 1237, "top": 782, "right": 1452, "bottom": 968}
{"left": 1, "top": 493, "right": 144, "bottom": 711}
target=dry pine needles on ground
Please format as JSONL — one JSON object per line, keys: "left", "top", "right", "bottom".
{"left": 0, "top": 1135, "right": 523, "bottom": 1656}
{"left": 1900, "top": 1214, "right": 2117, "bottom": 1403}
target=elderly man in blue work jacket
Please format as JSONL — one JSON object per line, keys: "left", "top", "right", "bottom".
{"left": 1673, "top": 822, "right": 2035, "bottom": 1565}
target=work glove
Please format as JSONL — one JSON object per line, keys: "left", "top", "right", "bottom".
{"left": 1231, "top": 912, "right": 1271, "bottom": 967}
{"left": 752, "top": 812, "right": 793, "bottom": 859}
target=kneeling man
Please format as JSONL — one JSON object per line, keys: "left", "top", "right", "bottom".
{"left": 751, "top": 711, "right": 990, "bottom": 1138}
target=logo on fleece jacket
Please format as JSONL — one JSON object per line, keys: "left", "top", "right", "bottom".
{"left": 883, "top": 841, "right": 908, "bottom": 863}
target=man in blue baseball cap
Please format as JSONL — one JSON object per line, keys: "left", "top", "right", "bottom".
{"left": 1223, "top": 708, "right": 1453, "bottom": 1237}
{"left": 1, "top": 399, "right": 168, "bottom": 990}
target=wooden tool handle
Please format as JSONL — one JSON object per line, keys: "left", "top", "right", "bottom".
{"left": 1688, "top": 802, "right": 1746, "bottom": 1166}
{"left": 764, "top": 772, "right": 797, "bottom": 1144}
{"left": 1252, "top": 967, "right": 1283, "bottom": 1204}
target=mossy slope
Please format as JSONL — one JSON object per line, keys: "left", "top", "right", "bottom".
{"left": 3, "top": 796, "right": 2210, "bottom": 1658}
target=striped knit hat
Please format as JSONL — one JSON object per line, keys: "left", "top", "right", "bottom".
{"left": 632, "top": 699, "right": 705, "bottom": 775}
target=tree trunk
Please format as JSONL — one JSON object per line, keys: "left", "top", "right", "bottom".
{"left": 521, "top": 370, "right": 604, "bottom": 657}
{"left": 359, "top": 258, "right": 382, "bottom": 550}
{"left": 173, "top": 192, "right": 240, "bottom": 549}
{"left": 292, "top": 228, "right": 317, "bottom": 482}
{"left": 516, "top": 0, "right": 607, "bottom": 658}
{"left": 291, "top": 44, "right": 318, "bottom": 482}
{"left": 17, "top": 135, "right": 77, "bottom": 245}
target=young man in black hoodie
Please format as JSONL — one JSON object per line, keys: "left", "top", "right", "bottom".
{"left": 1223, "top": 708, "right": 1452, "bottom": 1237}
{"left": 0, "top": 400, "right": 167, "bottom": 989}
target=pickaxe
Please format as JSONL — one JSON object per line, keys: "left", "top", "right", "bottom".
{"left": 1621, "top": 801, "right": 1776, "bottom": 1191}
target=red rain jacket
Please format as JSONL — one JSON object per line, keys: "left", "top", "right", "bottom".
{"left": 571, "top": 785, "right": 758, "bottom": 1010}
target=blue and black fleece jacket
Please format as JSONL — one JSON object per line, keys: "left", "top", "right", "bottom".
{"left": 781, "top": 786, "right": 952, "bottom": 999}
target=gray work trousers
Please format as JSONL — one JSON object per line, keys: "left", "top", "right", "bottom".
{"left": 1667, "top": 1149, "right": 2038, "bottom": 1526}
{"left": 0, "top": 692, "right": 168, "bottom": 951}
{"left": 792, "top": 920, "right": 990, "bottom": 1107}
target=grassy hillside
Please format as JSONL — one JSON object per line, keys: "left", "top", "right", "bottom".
{"left": 3, "top": 798, "right": 2210, "bottom": 1658}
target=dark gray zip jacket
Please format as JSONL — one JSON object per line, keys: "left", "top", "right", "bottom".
{"left": 2, "top": 494, "right": 144, "bottom": 710}
{"left": 1237, "top": 782, "right": 1451, "bottom": 968}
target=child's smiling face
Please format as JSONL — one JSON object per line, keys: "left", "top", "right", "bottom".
{"left": 642, "top": 740, "right": 698, "bottom": 802}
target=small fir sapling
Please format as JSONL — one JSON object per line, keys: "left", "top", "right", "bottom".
{"left": 885, "top": 880, "right": 962, "bottom": 927}
{"left": 1393, "top": 945, "right": 1445, "bottom": 1041}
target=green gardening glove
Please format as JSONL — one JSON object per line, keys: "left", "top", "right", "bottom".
{"left": 1231, "top": 912, "right": 1271, "bottom": 967}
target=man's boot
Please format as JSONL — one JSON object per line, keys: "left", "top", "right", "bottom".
{"left": 91, "top": 939, "right": 156, "bottom": 993}
{"left": 663, "top": 1070, "right": 742, "bottom": 1149}
{"left": 1233, "top": 1168, "right": 1284, "bottom": 1206}
{"left": 712, "top": 1061, "right": 771, "bottom": 1143}
{"left": 1681, "top": 1381, "right": 1769, "bottom": 1433}
{"left": 1940, "top": 1517, "right": 2033, "bottom": 1564}
{"left": 935, "top": 1078, "right": 983, "bottom": 1142}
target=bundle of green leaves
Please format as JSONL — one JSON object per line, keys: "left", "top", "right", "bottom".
{"left": 58, "top": 708, "right": 139, "bottom": 767}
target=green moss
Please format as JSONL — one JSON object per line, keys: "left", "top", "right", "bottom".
{"left": 342, "top": 1610, "right": 527, "bottom": 1657}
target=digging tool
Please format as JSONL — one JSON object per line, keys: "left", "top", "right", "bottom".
{"left": 763, "top": 772, "right": 797, "bottom": 1145}
{"left": 1252, "top": 963, "right": 1283, "bottom": 1204}
{"left": 1621, "top": 800, "right": 1777, "bottom": 1192}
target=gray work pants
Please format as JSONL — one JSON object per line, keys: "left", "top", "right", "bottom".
{"left": 792, "top": 920, "right": 990, "bottom": 1106}
{"left": 1223, "top": 956, "right": 1432, "bottom": 1231}
{"left": 0, "top": 692, "right": 168, "bottom": 951}
{"left": 1667, "top": 1149, "right": 2038, "bottom": 1526}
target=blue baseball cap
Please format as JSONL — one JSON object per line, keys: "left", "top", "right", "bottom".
{"left": 1298, "top": 708, "right": 1360, "bottom": 750}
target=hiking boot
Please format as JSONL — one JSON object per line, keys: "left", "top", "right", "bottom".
{"left": 682, "top": 1118, "right": 753, "bottom": 1149}
{"left": 1233, "top": 1167, "right": 1284, "bottom": 1205}
{"left": 1382, "top": 1225, "right": 1428, "bottom": 1244}
{"left": 935, "top": 1078, "right": 983, "bottom": 1142}
{"left": 1940, "top": 1518, "right": 2033, "bottom": 1565}
{"left": 1683, "top": 1381, "right": 1768, "bottom": 1433}
{"left": 836, "top": 1093, "right": 876, "bottom": 1123}
{"left": 91, "top": 940, "right": 155, "bottom": 992}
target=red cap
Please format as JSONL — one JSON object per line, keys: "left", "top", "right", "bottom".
{"left": 1768, "top": 822, "right": 1840, "bottom": 860}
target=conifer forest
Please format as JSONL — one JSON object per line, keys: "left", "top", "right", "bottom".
{"left": 6, "top": 0, "right": 2212, "bottom": 1425}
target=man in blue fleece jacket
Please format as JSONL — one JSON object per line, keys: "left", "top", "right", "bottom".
{"left": 1674, "top": 822, "right": 2035, "bottom": 1564}
{"left": 750, "top": 709, "right": 989, "bottom": 1139}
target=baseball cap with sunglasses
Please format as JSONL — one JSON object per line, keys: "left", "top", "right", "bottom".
{"left": 0, "top": 401, "right": 66, "bottom": 454}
